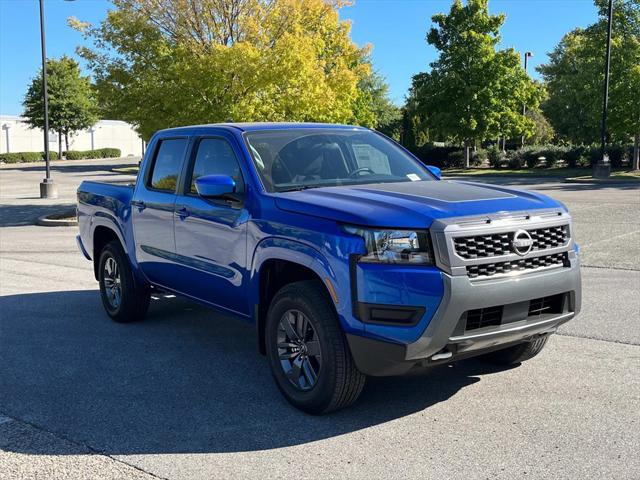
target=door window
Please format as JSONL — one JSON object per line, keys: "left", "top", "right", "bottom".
{"left": 149, "top": 138, "right": 188, "bottom": 192}
{"left": 189, "top": 138, "right": 244, "bottom": 194}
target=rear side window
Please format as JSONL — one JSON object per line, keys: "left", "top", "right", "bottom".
{"left": 149, "top": 138, "right": 188, "bottom": 192}
{"left": 188, "top": 138, "right": 244, "bottom": 194}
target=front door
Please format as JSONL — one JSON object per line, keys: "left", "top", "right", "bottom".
{"left": 132, "top": 137, "right": 188, "bottom": 286}
{"left": 172, "top": 135, "right": 249, "bottom": 316}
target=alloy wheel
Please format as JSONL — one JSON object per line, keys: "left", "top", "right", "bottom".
{"left": 277, "top": 309, "right": 322, "bottom": 391}
{"left": 103, "top": 256, "right": 122, "bottom": 309}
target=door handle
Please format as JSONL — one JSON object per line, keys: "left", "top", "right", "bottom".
{"left": 131, "top": 200, "right": 146, "bottom": 212}
{"left": 176, "top": 207, "right": 190, "bottom": 220}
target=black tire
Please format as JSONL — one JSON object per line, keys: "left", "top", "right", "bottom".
{"left": 98, "top": 240, "right": 150, "bottom": 323}
{"left": 483, "top": 336, "right": 549, "bottom": 365}
{"left": 266, "top": 280, "right": 365, "bottom": 414}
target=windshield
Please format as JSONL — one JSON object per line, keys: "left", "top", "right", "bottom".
{"left": 244, "top": 129, "right": 433, "bottom": 192}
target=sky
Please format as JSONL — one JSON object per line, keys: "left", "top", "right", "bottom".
{"left": 0, "top": 0, "right": 599, "bottom": 116}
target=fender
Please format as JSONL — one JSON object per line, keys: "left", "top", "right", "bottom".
{"left": 250, "top": 236, "right": 338, "bottom": 308}
{"left": 90, "top": 213, "right": 127, "bottom": 255}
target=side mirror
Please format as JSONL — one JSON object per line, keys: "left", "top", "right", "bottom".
{"left": 195, "top": 174, "right": 236, "bottom": 198}
{"left": 426, "top": 165, "right": 441, "bottom": 180}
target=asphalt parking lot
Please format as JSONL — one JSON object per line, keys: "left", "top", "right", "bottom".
{"left": 1, "top": 159, "right": 639, "bottom": 479}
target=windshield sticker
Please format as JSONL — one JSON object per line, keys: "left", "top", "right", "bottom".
{"left": 407, "top": 173, "right": 421, "bottom": 181}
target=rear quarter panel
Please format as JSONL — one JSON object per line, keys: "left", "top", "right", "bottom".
{"left": 77, "top": 181, "right": 135, "bottom": 261}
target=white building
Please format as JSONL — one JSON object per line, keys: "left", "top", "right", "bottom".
{"left": 0, "top": 115, "right": 144, "bottom": 157}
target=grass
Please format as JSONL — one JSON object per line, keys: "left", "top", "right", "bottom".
{"left": 444, "top": 167, "right": 640, "bottom": 181}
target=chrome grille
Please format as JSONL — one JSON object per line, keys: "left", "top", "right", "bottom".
{"left": 466, "top": 252, "right": 568, "bottom": 279}
{"left": 453, "top": 225, "right": 569, "bottom": 259}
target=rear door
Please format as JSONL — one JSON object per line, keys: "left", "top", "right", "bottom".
{"left": 132, "top": 137, "right": 189, "bottom": 286}
{"left": 172, "top": 134, "right": 249, "bottom": 316}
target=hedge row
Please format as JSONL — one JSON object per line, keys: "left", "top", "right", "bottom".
{"left": 409, "top": 144, "right": 633, "bottom": 169}
{"left": 487, "top": 144, "right": 633, "bottom": 169}
{"left": 0, "top": 151, "right": 59, "bottom": 163}
{"left": 64, "top": 148, "right": 121, "bottom": 160}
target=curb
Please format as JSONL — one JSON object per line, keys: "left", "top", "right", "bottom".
{"left": 37, "top": 209, "right": 78, "bottom": 227}
{"left": 564, "top": 177, "right": 640, "bottom": 185}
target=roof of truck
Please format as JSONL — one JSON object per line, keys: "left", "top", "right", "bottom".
{"left": 157, "top": 122, "right": 369, "bottom": 134}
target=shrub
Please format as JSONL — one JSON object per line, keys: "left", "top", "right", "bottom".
{"left": 506, "top": 149, "right": 525, "bottom": 169}
{"left": 487, "top": 145, "right": 506, "bottom": 169}
{"left": 0, "top": 151, "right": 58, "bottom": 163}
{"left": 98, "top": 147, "right": 121, "bottom": 158}
{"left": 446, "top": 150, "right": 466, "bottom": 168}
{"left": 407, "top": 144, "right": 460, "bottom": 168}
{"left": 564, "top": 146, "right": 587, "bottom": 168}
{"left": 64, "top": 148, "right": 122, "bottom": 160}
{"left": 471, "top": 148, "right": 487, "bottom": 167}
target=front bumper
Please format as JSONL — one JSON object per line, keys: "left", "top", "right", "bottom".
{"left": 347, "top": 254, "right": 581, "bottom": 376}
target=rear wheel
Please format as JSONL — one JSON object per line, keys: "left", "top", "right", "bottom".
{"left": 98, "top": 240, "right": 150, "bottom": 323}
{"left": 483, "top": 336, "right": 549, "bottom": 365}
{"left": 266, "top": 280, "right": 365, "bottom": 414}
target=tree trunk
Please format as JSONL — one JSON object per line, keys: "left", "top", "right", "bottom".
{"left": 64, "top": 133, "right": 69, "bottom": 153}
{"left": 633, "top": 133, "right": 640, "bottom": 171}
{"left": 464, "top": 145, "right": 471, "bottom": 169}
{"left": 58, "top": 131, "right": 62, "bottom": 159}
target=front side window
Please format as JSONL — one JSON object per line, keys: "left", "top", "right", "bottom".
{"left": 149, "top": 138, "right": 188, "bottom": 192}
{"left": 188, "top": 138, "right": 244, "bottom": 194}
{"left": 245, "top": 129, "right": 433, "bottom": 192}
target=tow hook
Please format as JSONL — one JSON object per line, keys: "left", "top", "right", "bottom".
{"left": 431, "top": 351, "right": 453, "bottom": 361}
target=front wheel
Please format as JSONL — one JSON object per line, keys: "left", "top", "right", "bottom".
{"left": 266, "top": 280, "right": 365, "bottom": 414}
{"left": 98, "top": 240, "right": 150, "bottom": 323}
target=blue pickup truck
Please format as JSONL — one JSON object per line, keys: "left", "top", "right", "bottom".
{"left": 77, "top": 123, "right": 581, "bottom": 413}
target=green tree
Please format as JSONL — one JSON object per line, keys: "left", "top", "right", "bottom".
{"left": 538, "top": 0, "right": 640, "bottom": 169}
{"left": 406, "top": 0, "right": 542, "bottom": 166}
{"left": 22, "top": 56, "right": 98, "bottom": 157}
{"left": 70, "top": 0, "right": 389, "bottom": 140}
{"left": 524, "top": 109, "right": 555, "bottom": 145}
{"left": 356, "top": 71, "right": 402, "bottom": 139}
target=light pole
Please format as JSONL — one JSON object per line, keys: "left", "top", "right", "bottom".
{"left": 88, "top": 126, "right": 97, "bottom": 150}
{"left": 38, "top": 0, "right": 57, "bottom": 198}
{"left": 595, "top": 0, "right": 614, "bottom": 178}
{"left": 521, "top": 51, "right": 533, "bottom": 148}
{"left": 2, "top": 124, "right": 10, "bottom": 153}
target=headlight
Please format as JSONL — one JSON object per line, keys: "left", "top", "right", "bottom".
{"left": 344, "top": 226, "right": 433, "bottom": 264}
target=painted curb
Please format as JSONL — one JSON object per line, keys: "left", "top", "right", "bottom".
{"left": 37, "top": 210, "right": 78, "bottom": 227}
{"left": 564, "top": 177, "right": 640, "bottom": 185}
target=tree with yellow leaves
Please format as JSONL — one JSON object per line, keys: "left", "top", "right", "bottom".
{"left": 71, "top": 0, "right": 385, "bottom": 139}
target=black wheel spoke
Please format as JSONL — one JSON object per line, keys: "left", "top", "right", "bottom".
{"left": 276, "top": 309, "right": 323, "bottom": 391}
{"left": 286, "top": 356, "right": 303, "bottom": 385}
{"left": 281, "top": 312, "right": 300, "bottom": 341}
{"left": 302, "top": 358, "right": 318, "bottom": 385}
{"left": 305, "top": 340, "right": 321, "bottom": 357}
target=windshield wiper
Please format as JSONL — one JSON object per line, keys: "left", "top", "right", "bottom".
{"left": 276, "top": 185, "right": 318, "bottom": 193}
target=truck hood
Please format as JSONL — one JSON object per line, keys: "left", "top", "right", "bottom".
{"left": 274, "top": 180, "right": 564, "bottom": 228}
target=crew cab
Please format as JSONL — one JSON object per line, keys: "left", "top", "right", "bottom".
{"left": 77, "top": 123, "right": 581, "bottom": 414}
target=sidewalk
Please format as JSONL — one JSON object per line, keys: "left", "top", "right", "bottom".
{"left": 0, "top": 157, "right": 139, "bottom": 227}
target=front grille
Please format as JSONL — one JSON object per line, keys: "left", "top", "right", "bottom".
{"left": 463, "top": 292, "right": 568, "bottom": 332}
{"left": 528, "top": 293, "right": 564, "bottom": 317}
{"left": 466, "top": 252, "right": 567, "bottom": 279}
{"left": 453, "top": 225, "right": 569, "bottom": 259}
{"left": 465, "top": 306, "right": 503, "bottom": 330}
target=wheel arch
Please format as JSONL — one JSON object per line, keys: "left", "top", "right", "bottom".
{"left": 92, "top": 224, "right": 126, "bottom": 280}
{"left": 251, "top": 239, "right": 339, "bottom": 355}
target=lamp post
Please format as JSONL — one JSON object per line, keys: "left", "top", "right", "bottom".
{"left": 2, "top": 124, "right": 10, "bottom": 153}
{"left": 38, "top": 0, "right": 57, "bottom": 198}
{"left": 595, "top": 0, "right": 614, "bottom": 179}
{"left": 521, "top": 51, "right": 533, "bottom": 148}
{"left": 88, "top": 126, "right": 96, "bottom": 150}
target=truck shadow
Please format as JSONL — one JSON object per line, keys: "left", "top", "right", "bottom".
{"left": 0, "top": 289, "right": 515, "bottom": 455}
